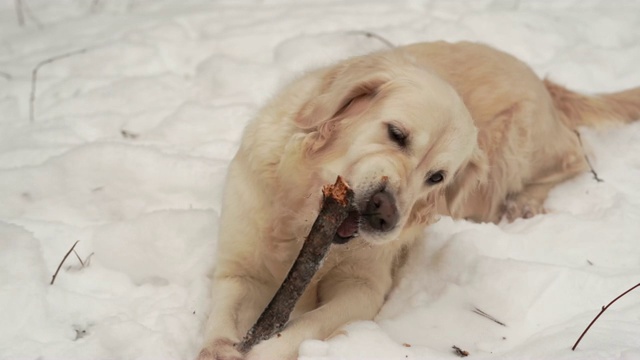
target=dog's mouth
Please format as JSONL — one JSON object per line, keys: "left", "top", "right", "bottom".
{"left": 332, "top": 182, "right": 400, "bottom": 244}
{"left": 333, "top": 209, "right": 360, "bottom": 244}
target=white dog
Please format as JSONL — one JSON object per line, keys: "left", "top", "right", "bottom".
{"left": 198, "top": 41, "right": 640, "bottom": 360}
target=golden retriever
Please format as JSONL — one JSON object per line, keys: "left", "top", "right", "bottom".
{"left": 198, "top": 41, "right": 640, "bottom": 360}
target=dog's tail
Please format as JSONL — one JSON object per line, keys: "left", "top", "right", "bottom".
{"left": 544, "top": 79, "right": 640, "bottom": 129}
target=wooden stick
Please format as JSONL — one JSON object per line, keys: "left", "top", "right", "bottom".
{"left": 572, "top": 282, "right": 640, "bottom": 350}
{"left": 30, "top": 48, "right": 90, "bottom": 123}
{"left": 73, "top": 249, "right": 85, "bottom": 267}
{"left": 574, "top": 130, "right": 603, "bottom": 183}
{"left": 236, "top": 176, "right": 355, "bottom": 354}
{"left": 50, "top": 240, "right": 80, "bottom": 285}
{"left": 452, "top": 345, "right": 469, "bottom": 357}
{"left": 472, "top": 307, "right": 506, "bottom": 327}
{"left": 348, "top": 30, "right": 395, "bottom": 48}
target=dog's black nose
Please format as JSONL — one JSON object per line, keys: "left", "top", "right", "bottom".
{"left": 364, "top": 190, "right": 398, "bottom": 232}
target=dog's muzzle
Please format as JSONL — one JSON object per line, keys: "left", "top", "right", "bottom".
{"left": 333, "top": 189, "right": 399, "bottom": 244}
{"left": 362, "top": 189, "right": 398, "bottom": 232}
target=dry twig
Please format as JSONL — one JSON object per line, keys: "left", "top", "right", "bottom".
{"left": 473, "top": 307, "right": 506, "bottom": 327}
{"left": 68, "top": 251, "right": 94, "bottom": 271}
{"left": 574, "top": 130, "right": 603, "bottom": 183}
{"left": 236, "top": 176, "right": 355, "bottom": 354}
{"left": 349, "top": 30, "right": 395, "bottom": 48}
{"left": 73, "top": 249, "right": 84, "bottom": 266}
{"left": 30, "top": 48, "right": 90, "bottom": 123}
{"left": 72, "top": 250, "right": 94, "bottom": 267}
{"left": 121, "top": 129, "right": 139, "bottom": 139}
{"left": 452, "top": 345, "right": 469, "bottom": 357}
{"left": 572, "top": 282, "right": 640, "bottom": 351}
{"left": 50, "top": 240, "right": 80, "bottom": 285}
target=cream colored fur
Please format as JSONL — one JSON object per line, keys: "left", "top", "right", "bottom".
{"left": 198, "top": 41, "right": 640, "bottom": 360}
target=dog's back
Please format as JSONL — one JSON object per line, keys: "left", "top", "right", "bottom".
{"left": 400, "top": 41, "right": 640, "bottom": 222}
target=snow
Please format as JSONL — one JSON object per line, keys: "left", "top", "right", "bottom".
{"left": 1, "top": 0, "right": 639, "bottom": 359}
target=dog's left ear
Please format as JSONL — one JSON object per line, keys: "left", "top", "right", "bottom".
{"left": 444, "top": 146, "right": 489, "bottom": 217}
{"left": 295, "top": 59, "right": 390, "bottom": 153}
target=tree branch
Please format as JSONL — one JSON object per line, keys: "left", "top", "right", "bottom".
{"left": 236, "top": 176, "right": 355, "bottom": 354}
{"left": 574, "top": 130, "right": 603, "bottom": 183}
{"left": 572, "top": 282, "right": 640, "bottom": 351}
{"left": 50, "top": 240, "right": 80, "bottom": 285}
{"left": 349, "top": 30, "right": 395, "bottom": 48}
{"left": 30, "top": 48, "right": 90, "bottom": 123}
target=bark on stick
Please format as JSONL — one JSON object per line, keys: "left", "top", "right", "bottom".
{"left": 236, "top": 176, "right": 354, "bottom": 354}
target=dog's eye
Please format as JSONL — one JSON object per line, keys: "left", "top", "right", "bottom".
{"left": 387, "top": 124, "right": 407, "bottom": 147}
{"left": 426, "top": 170, "right": 445, "bottom": 185}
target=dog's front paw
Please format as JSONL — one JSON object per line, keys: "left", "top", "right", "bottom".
{"left": 504, "top": 194, "right": 545, "bottom": 222}
{"left": 245, "top": 335, "right": 298, "bottom": 360}
{"left": 198, "top": 338, "right": 244, "bottom": 360}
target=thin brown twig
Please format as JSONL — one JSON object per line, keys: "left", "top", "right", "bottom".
{"left": 236, "top": 176, "right": 354, "bottom": 354}
{"left": 452, "top": 345, "right": 469, "bottom": 357}
{"left": 50, "top": 240, "right": 80, "bottom": 285}
{"left": 473, "top": 307, "right": 506, "bottom": 327}
{"left": 83, "top": 252, "right": 95, "bottom": 266}
{"left": 349, "top": 30, "right": 395, "bottom": 48}
{"left": 71, "top": 251, "right": 94, "bottom": 269}
{"left": 73, "top": 250, "right": 84, "bottom": 267}
{"left": 572, "top": 282, "right": 640, "bottom": 351}
{"left": 574, "top": 130, "right": 603, "bottom": 183}
{"left": 30, "top": 48, "right": 90, "bottom": 123}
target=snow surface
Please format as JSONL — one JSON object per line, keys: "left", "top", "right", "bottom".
{"left": 1, "top": 1, "right": 640, "bottom": 359}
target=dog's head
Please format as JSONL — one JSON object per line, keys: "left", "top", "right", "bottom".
{"left": 295, "top": 53, "right": 486, "bottom": 245}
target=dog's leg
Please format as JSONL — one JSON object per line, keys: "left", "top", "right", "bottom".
{"left": 504, "top": 135, "right": 588, "bottom": 221}
{"left": 199, "top": 274, "right": 275, "bottom": 360}
{"left": 246, "top": 262, "right": 392, "bottom": 360}
{"left": 504, "top": 183, "right": 552, "bottom": 221}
